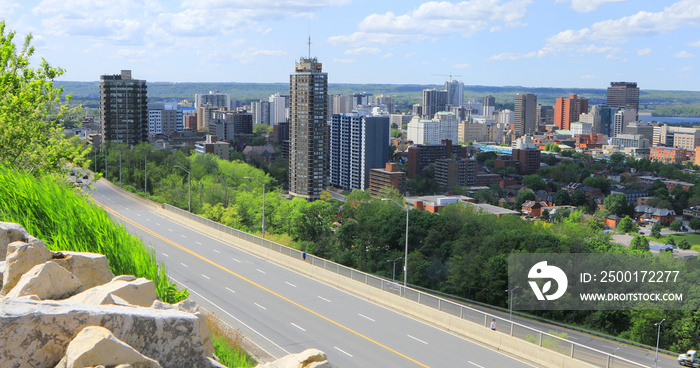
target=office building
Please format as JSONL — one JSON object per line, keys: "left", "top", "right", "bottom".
{"left": 407, "top": 140, "right": 467, "bottom": 178}
{"left": 537, "top": 105, "right": 554, "bottom": 128}
{"left": 375, "top": 94, "right": 395, "bottom": 114}
{"left": 268, "top": 93, "right": 289, "bottom": 125}
{"left": 147, "top": 102, "right": 179, "bottom": 136}
{"left": 514, "top": 93, "right": 537, "bottom": 136}
{"left": 100, "top": 70, "right": 148, "bottom": 145}
{"left": 554, "top": 94, "right": 588, "bottom": 131}
{"left": 350, "top": 93, "right": 373, "bottom": 108}
{"left": 180, "top": 107, "right": 196, "bottom": 132}
{"left": 195, "top": 135, "right": 230, "bottom": 160}
{"left": 407, "top": 112, "right": 458, "bottom": 145}
{"left": 211, "top": 110, "right": 253, "bottom": 142}
{"left": 369, "top": 162, "right": 407, "bottom": 197}
{"left": 482, "top": 95, "right": 496, "bottom": 117}
{"left": 390, "top": 114, "right": 413, "bottom": 129}
{"left": 195, "top": 91, "right": 231, "bottom": 110}
{"left": 329, "top": 113, "right": 390, "bottom": 191}
{"left": 653, "top": 124, "right": 700, "bottom": 148}
{"left": 607, "top": 82, "right": 640, "bottom": 110}
{"left": 624, "top": 122, "right": 653, "bottom": 142}
{"left": 288, "top": 57, "right": 328, "bottom": 201}
{"left": 445, "top": 79, "right": 464, "bottom": 107}
{"left": 579, "top": 105, "right": 612, "bottom": 136}
{"left": 650, "top": 146, "right": 686, "bottom": 163}
{"left": 570, "top": 122, "right": 593, "bottom": 136}
{"left": 435, "top": 157, "right": 477, "bottom": 188}
{"left": 251, "top": 99, "right": 271, "bottom": 125}
{"left": 422, "top": 88, "right": 448, "bottom": 119}
{"left": 611, "top": 108, "right": 637, "bottom": 137}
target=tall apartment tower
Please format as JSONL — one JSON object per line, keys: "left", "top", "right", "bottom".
{"left": 445, "top": 79, "right": 464, "bottom": 108}
{"left": 514, "top": 93, "right": 537, "bottom": 136}
{"left": 482, "top": 95, "right": 496, "bottom": 117}
{"left": 100, "top": 70, "right": 148, "bottom": 145}
{"left": 194, "top": 91, "right": 231, "bottom": 110}
{"left": 554, "top": 94, "right": 588, "bottom": 131}
{"left": 288, "top": 57, "right": 328, "bottom": 201}
{"left": 422, "top": 88, "right": 448, "bottom": 119}
{"left": 607, "top": 82, "right": 639, "bottom": 110}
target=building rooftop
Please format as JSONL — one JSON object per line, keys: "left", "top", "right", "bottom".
{"left": 464, "top": 202, "right": 520, "bottom": 216}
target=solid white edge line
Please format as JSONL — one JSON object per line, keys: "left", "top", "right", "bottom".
{"left": 169, "top": 276, "right": 288, "bottom": 358}
{"left": 291, "top": 322, "right": 306, "bottom": 332}
{"left": 334, "top": 346, "right": 353, "bottom": 357}
{"left": 469, "top": 361, "right": 486, "bottom": 368}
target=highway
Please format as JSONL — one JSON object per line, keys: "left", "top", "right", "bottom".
{"left": 89, "top": 179, "right": 536, "bottom": 368}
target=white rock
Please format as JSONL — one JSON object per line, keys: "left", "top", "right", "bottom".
{"left": 149, "top": 300, "right": 212, "bottom": 357}
{"left": 0, "top": 299, "right": 213, "bottom": 368}
{"left": 0, "top": 222, "right": 36, "bottom": 262}
{"left": 2, "top": 240, "right": 53, "bottom": 294}
{"left": 54, "top": 326, "right": 162, "bottom": 368}
{"left": 255, "top": 349, "right": 330, "bottom": 368}
{"left": 68, "top": 276, "right": 157, "bottom": 307}
{"left": 0, "top": 260, "right": 4, "bottom": 287}
{"left": 52, "top": 251, "right": 114, "bottom": 289}
{"left": 6, "top": 261, "right": 83, "bottom": 300}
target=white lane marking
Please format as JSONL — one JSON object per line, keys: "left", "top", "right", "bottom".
{"left": 180, "top": 262, "right": 188, "bottom": 268}
{"left": 318, "top": 296, "right": 331, "bottom": 303}
{"left": 226, "top": 287, "right": 236, "bottom": 294}
{"left": 469, "top": 361, "right": 485, "bottom": 368}
{"left": 408, "top": 335, "right": 428, "bottom": 345}
{"left": 256, "top": 269, "right": 266, "bottom": 274}
{"left": 137, "top": 213, "right": 142, "bottom": 217}
{"left": 196, "top": 241, "right": 202, "bottom": 245}
{"left": 124, "top": 207, "right": 130, "bottom": 211}
{"left": 169, "top": 277, "right": 290, "bottom": 356}
{"left": 213, "top": 249, "right": 221, "bottom": 253}
{"left": 359, "top": 314, "right": 375, "bottom": 322}
{"left": 334, "top": 346, "right": 353, "bottom": 357}
{"left": 255, "top": 303, "right": 267, "bottom": 310}
{"left": 161, "top": 253, "right": 169, "bottom": 258}
{"left": 155, "top": 222, "right": 161, "bottom": 226}
{"left": 291, "top": 323, "right": 306, "bottom": 332}
{"left": 146, "top": 218, "right": 151, "bottom": 222}
{"left": 232, "top": 258, "right": 241, "bottom": 263}
{"left": 180, "top": 234, "right": 187, "bottom": 238}
{"left": 168, "top": 228, "right": 173, "bottom": 232}
{"left": 285, "top": 281, "right": 297, "bottom": 288}
{"left": 202, "top": 274, "right": 210, "bottom": 280}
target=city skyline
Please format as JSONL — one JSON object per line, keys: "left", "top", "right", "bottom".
{"left": 3, "top": 0, "right": 700, "bottom": 90}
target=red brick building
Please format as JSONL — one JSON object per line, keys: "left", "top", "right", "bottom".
{"left": 649, "top": 146, "right": 686, "bottom": 163}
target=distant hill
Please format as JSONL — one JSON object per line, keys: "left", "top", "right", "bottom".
{"left": 55, "top": 81, "right": 700, "bottom": 114}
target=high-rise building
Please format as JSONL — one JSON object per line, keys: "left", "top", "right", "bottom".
{"left": 536, "top": 105, "right": 554, "bottom": 128}
{"left": 422, "top": 89, "right": 448, "bottom": 119}
{"left": 195, "top": 91, "right": 231, "bottom": 110}
{"left": 579, "top": 104, "right": 612, "bottom": 136}
{"left": 251, "top": 99, "right": 271, "bottom": 125}
{"left": 554, "top": 94, "right": 588, "bottom": 131}
{"left": 329, "top": 113, "right": 389, "bottom": 191}
{"left": 407, "top": 140, "right": 467, "bottom": 178}
{"left": 375, "top": 94, "right": 396, "bottom": 114}
{"left": 147, "top": 102, "right": 179, "bottom": 136}
{"left": 288, "top": 57, "right": 328, "bottom": 201}
{"left": 514, "top": 93, "right": 537, "bottom": 136}
{"left": 211, "top": 110, "right": 253, "bottom": 141}
{"left": 607, "top": 82, "right": 640, "bottom": 110}
{"left": 482, "top": 95, "right": 496, "bottom": 117}
{"left": 350, "top": 93, "right": 373, "bottom": 108}
{"left": 445, "top": 79, "right": 464, "bottom": 108}
{"left": 100, "top": 70, "right": 148, "bottom": 145}
{"left": 612, "top": 108, "right": 637, "bottom": 137}
{"left": 407, "top": 112, "right": 459, "bottom": 145}
{"left": 269, "top": 93, "right": 289, "bottom": 125}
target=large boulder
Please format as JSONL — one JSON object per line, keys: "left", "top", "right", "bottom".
{"left": 0, "top": 222, "right": 36, "bottom": 262}
{"left": 2, "top": 240, "right": 53, "bottom": 294}
{"left": 54, "top": 325, "right": 162, "bottom": 368}
{"left": 6, "top": 261, "right": 83, "bottom": 300}
{"left": 0, "top": 299, "right": 213, "bottom": 368}
{"left": 151, "top": 299, "right": 214, "bottom": 357}
{"left": 68, "top": 276, "right": 157, "bottom": 307}
{"left": 255, "top": 349, "right": 330, "bottom": 368}
{"left": 52, "top": 251, "right": 114, "bottom": 289}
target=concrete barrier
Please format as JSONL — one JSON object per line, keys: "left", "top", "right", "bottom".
{"left": 156, "top": 206, "right": 599, "bottom": 368}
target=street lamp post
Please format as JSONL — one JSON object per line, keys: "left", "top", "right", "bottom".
{"left": 119, "top": 150, "right": 122, "bottom": 187}
{"left": 386, "top": 256, "right": 402, "bottom": 283}
{"left": 144, "top": 156, "right": 147, "bottom": 198}
{"left": 174, "top": 166, "right": 191, "bottom": 212}
{"left": 506, "top": 286, "right": 520, "bottom": 320}
{"left": 655, "top": 318, "right": 666, "bottom": 368}
{"left": 244, "top": 177, "right": 265, "bottom": 240}
{"left": 382, "top": 198, "right": 409, "bottom": 287}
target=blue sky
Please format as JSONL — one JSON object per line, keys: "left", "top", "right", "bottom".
{"left": 2, "top": 0, "right": 700, "bottom": 90}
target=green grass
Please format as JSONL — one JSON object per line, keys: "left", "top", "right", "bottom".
{"left": 205, "top": 312, "right": 257, "bottom": 368}
{"left": 648, "top": 232, "right": 700, "bottom": 252}
{"left": 0, "top": 166, "right": 187, "bottom": 303}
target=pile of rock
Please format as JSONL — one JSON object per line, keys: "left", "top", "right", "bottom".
{"left": 0, "top": 222, "right": 221, "bottom": 368}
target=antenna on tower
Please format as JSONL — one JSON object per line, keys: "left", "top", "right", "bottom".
{"left": 307, "top": 21, "right": 312, "bottom": 58}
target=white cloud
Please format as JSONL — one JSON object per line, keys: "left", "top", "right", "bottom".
{"left": 681, "top": 66, "right": 693, "bottom": 71}
{"left": 637, "top": 47, "right": 653, "bottom": 55}
{"left": 0, "top": 0, "right": 21, "bottom": 17}
{"left": 332, "top": 58, "right": 355, "bottom": 63}
{"left": 232, "top": 48, "right": 287, "bottom": 64}
{"left": 345, "top": 47, "right": 380, "bottom": 55}
{"left": 329, "top": 0, "right": 532, "bottom": 46}
{"left": 561, "top": 0, "right": 627, "bottom": 13}
{"left": 452, "top": 63, "right": 471, "bottom": 68}
{"left": 488, "top": 51, "right": 538, "bottom": 60}
{"left": 382, "top": 53, "right": 393, "bottom": 58}
{"left": 689, "top": 40, "right": 700, "bottom": 47}
{"left": 675, "top": 51, "right": 695, "bottom": 58}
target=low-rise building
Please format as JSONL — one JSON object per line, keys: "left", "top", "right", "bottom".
{"left": 369, "top": 162, "right": 407, "bottom": 197}
{"left": 195, "top": 135, "right": 230, "bottom": 160}
{"left": 650, "top": 146, "right": 686, "bottom": 163}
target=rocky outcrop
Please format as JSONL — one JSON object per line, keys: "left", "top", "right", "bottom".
{"left": 5, "top": 261, "right": 83, "bottom": 300}
{"left": 55, "top": 325, "right": 162, "bottom": 368}
{"left": 68, "top": 275, "right": 158, "bottom": 307}
{"left": 52, "top": 251, "right": 114, "bottom": 289}
{"left": 0, "top": 221, "right": 38, "bottom": 262}
{"left": 2, "top": 239, "right": 53, "bottom": 293}
{"left": 255, "top": 349, "right": 330, "bottom": 368}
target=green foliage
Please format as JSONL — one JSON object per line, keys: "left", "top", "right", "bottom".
{"left": 617, "top": 216, "right": 637, "bottom": 234}
{"left": 670, "top": 220, "right": 683, "bottom": 231}
{"left": 652, "top": 102, "right": 700, "bottom": 117}
{"left": 522, "top": 174, "right": 546, "bottom": 191}
{"left": 678, "top": 239, "right": 691, "bottom": 250}
{"left": 651, "top": 222, "right": 662, "bottom": 238}
{"left": 544, "top": 143, "right": 560, "bottom": 152}
{"left": 582, "top": 176, "right": 610, "bottom": 192}
{"left": 515, "top": 190, "right": 536, "bottom": 209}
{"left": 690, "top": 217, "right": 700, "bottom": 231}
{"left": 604, "top": 193, "right": 632, "bottom": 217}
{"left": 629, "top": 235, "right": 649, "bottom": 251}
{"left": 554, "top": 189, "right": 571, "bottom": 206}
{"left": 0, "top": 165, "right": 186, "bottom": 303}
{"left": 0, "top": 22, "right": 88, "bottom": 174}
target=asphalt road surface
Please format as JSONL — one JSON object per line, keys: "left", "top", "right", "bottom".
{"left": 89, "top": 179, "right": 537, "bottom": 368}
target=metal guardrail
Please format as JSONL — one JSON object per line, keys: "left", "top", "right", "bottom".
{"left": 162, "top": 203, "right": 649, "bottom": 368}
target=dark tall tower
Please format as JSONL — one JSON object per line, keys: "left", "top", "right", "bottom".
{"left": 607, "top": 82, "right": 639, "bottom": 110}
{"left": 422, "top": 88, "right": 448, "bottom": 119}
{"left": 514, "top": 93, "right": 537, "bottom": 136}
{"left": 288, "top": 57, "right": 328, "bottom": 201}
{"left": 100, "top": 70, "right": 148, "bottom": 145}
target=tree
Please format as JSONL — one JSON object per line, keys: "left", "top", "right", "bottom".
{"left": 604, "top": 193, "right": 632, "bottom": 217}
{"left": 629, "top": 235, "right": 649, "bottom": 252}
{"left": 670, "top": 221, "right": 682, "bottom": 232}
{"left": 689, "top": 217, "right": 700, "bottom": 231}
{"left": 554, "top": 189, "right": 572, "bottom": 206}
{"left": 582, "top": 176, "right": 610, "bottom": 192}
{"left": 522, "top": 174, "right": 546, "bottom": 191}
{"left": 0, "top": 22, "right": 88, "bottom": 174}
{"left": 651, "top": 222, "right": 662, "bottom": 238}
{"left": 618, "top": 216, "right": 637, "bottom": 234}
{"left": 515, "top": 190, "right": 536, "bottom": 210}
{"left": 678, "top": 239, "right": 691, "bottom": 250}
